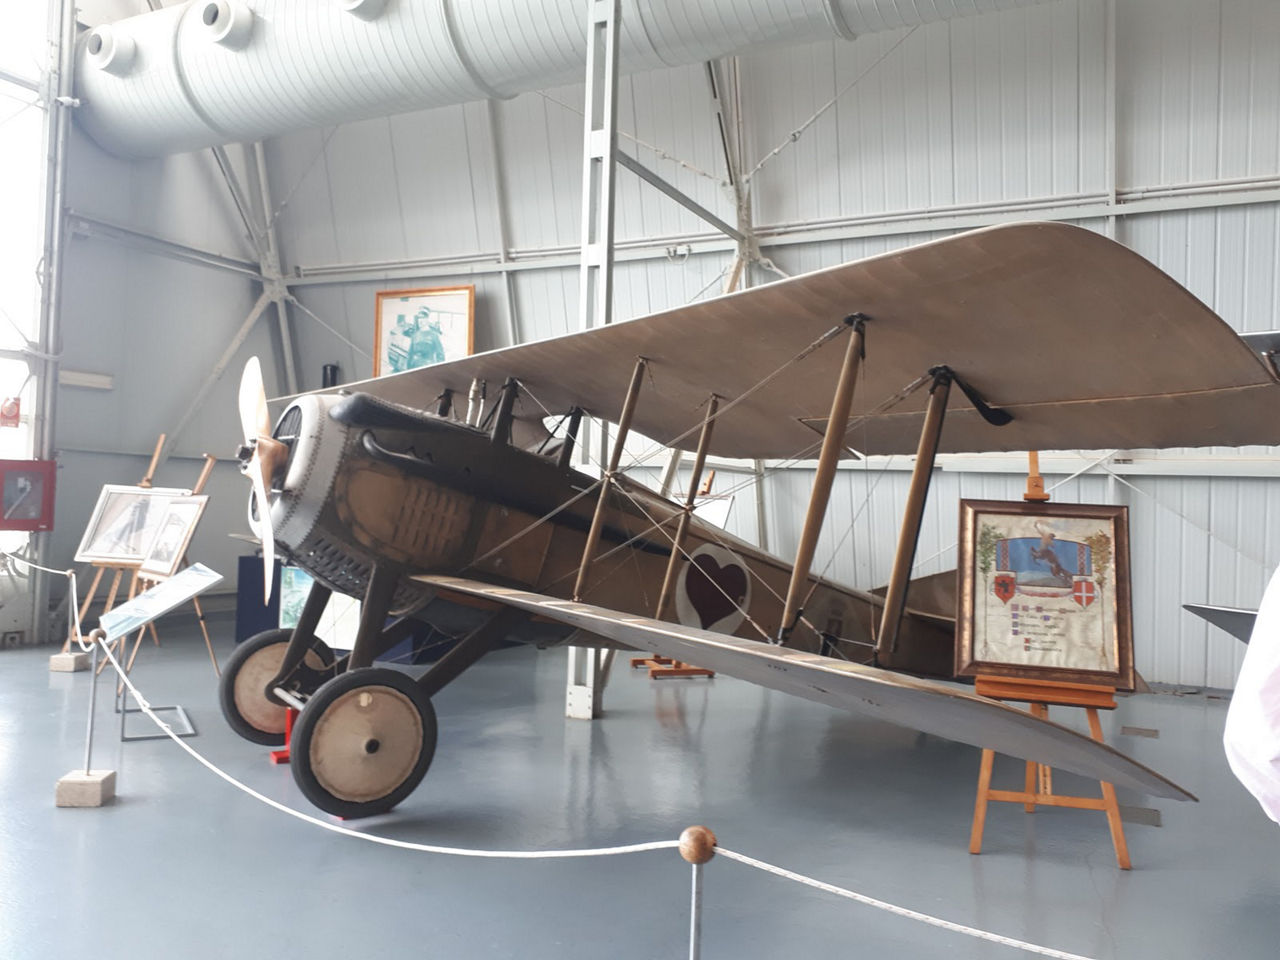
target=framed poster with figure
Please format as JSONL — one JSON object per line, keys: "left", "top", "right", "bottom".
{"left": 74, "top": 485, "right": 189, "bottom": 565}
{"left": 956, "top": 499, "right": 1134, "bottom": 691}
{"left": 139, "top": 496, "right": 209, "bottom": 579}
{"left": 374, "top": 286, "right": 474, "bottom": 376}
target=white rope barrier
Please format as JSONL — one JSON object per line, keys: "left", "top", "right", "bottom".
{"left": 96, "top": 626, "right": 679, "bottom": 860}
{"left": 21, "top": 552, "right": 1097, "bottom": 957}
{"left": 716, "top": 848, "right": 1097, "bottom": 960}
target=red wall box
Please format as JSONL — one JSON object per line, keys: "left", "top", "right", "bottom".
{"left": 0, "top": 460, "right": 56, "bottom": 532}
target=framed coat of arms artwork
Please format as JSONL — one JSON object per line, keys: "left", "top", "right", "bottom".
{"left": 955, "top": 499, "right": 1135, "bottom": 690}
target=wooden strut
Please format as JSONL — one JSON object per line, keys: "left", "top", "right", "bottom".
{"left": 778, "top": 316, "right": 866, "bottom": 641}
{"left": 875, "top": 367, "right": 951, "bottom": 663}
{"left": 968, "top": 676, "right": 1131, "bottom": 870}
{"left": 571, "top": 357, "right": 647, "bottom": 602}
{"left": 634, "top": 394, "right": 719, "bottom": 679}
{"left": 1024, "top": 450, "right": 1051, "bottom": 502}
{"left": 138, "top": 434, "right": 166, "bottom": 489}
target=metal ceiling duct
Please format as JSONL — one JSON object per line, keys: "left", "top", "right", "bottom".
{"left": 76, "top": 0, "right": 1054, "bottom": 158}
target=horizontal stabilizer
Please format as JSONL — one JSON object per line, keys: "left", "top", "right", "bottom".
{"left": 1183, "top": 603, "right": 1256, "bottom": 644}
{"left": 419, "top": 575, "right": 1195, "bottom": 802}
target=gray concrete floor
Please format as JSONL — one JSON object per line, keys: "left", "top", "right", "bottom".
{"left": 2, "top": 622, "right": 1278, "bottom": 959}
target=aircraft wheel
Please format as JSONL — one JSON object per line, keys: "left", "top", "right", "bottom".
{"left": 290, "top": 668, "right": 437, "bottom": 819}
{"left": 218, "top": 628, "right": 335, "bottom": 746}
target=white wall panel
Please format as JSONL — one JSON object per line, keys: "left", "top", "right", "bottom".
{"left": 1118, "top": 0, "right": 1280, "bottom": 189}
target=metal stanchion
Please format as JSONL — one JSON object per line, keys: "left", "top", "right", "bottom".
{"left": 679, "top": 826, "right": 717, "bottom": 960}
{"left": 56, "top": 628, "right": 117, "bottom": 806}
{"left": 82, "top": 636, "right": 100, "bottom": 774}
{"left": 689, "top": 863, "right": 703, "bottom": 960}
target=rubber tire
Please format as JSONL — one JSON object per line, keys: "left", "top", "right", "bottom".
{"left": 218, "top": 628, "right": 335, "bottom": 746}
{"left": 290, "top": 667, "right": 438, "bottom": 819}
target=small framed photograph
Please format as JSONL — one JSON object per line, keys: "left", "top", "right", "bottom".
{"left": 74, "top": 485, "right": 189, "bottom": 565}
{"left": 956, "top": 499, "right": 1135, "bottom": 690}
{"left": 0, "top": 459, "right": 56, "bottom": 532}
{"left": 139, "top": 496, "right": 209, "bottom": 579}
{"left": 374, "top": 285, "right": 474, "bottom": 376}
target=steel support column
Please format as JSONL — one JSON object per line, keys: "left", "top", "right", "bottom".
{"left": 251, "top": 141, "right": 299, "bottom": 395}
{"left": 577, "top": 0, "right": 621, "bottom": 333}
{"left": 30, "top": 0, "right": 77, "bottom": 646}
{"left": 876, "top": 368, "right": 952, "bottom": 663}
{"left": 778, "top": 317, "right": 865, "bottom": 641}
{"left": 566, "top": 0, "right": 622, "bottom": 717}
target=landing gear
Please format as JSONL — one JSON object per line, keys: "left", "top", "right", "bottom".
{"left": 218, "top": 628, "right": 336, "bottom": 745}
{"left": 289, "top": 668, "right": 438, "bottom": 819}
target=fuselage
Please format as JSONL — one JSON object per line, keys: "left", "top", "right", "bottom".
{"left": 257, "top": 391, "right": 954, "bottom": 673}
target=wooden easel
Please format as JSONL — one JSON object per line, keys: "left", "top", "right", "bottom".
{"left": 968, "top": 675, "right": 1130, "bottom": 869}
{"left": 121, "top": 452, "right": 220, "bottom": 677}
{"left": 61, "top": 436, "right": 172, "bottom": 658}
{"left": 64, "top": 438, "right": 218, "bottom": 678}
{"left": 968, "top": 452, "right": 1131, "bottom": 869}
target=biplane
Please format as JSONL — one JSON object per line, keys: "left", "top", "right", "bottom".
{"left": 218, "top": 221, "right": 1280, "bottom": 819}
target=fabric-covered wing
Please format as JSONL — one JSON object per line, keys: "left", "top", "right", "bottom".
{"left": 420, "top": 575, "right": 1195, "bottom": 802}
{"left": 318, "top": 222, "right": 1280, "bottom": 458}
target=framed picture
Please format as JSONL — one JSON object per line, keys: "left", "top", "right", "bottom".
{"left": 0, "top": 459, "right": 56, "bottom": 532}
{"left": 74, "top": 485, "right": 189, "bottom": 565}
{"left": 956, "top": 499, "right": 1134, "bottom": 690}
{"left": 374, "top": 285, "right": 474, "bottom": 376}
{"left": 139, "top": 496, "right": 209, "bottom": 579}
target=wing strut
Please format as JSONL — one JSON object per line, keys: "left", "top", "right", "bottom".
{"left": 567, "top": 357, "right": 647, "bottom": 720}
{"left": 655, "top": 394, "right": 720, "bottom": 620}
{"left": 571, "top": 357, "right": 648, "bottom": 601}
{"left": 778, "top": 315, "right": 866, "bottom": 641}
{"left": 877, "top": 367, "right": 952, "bottom": 663}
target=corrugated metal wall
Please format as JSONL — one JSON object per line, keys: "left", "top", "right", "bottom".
{"left": 57, "top": 0, "right": 1280, "bottom": 683}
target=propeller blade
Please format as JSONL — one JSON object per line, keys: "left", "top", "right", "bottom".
{"left": 237, "top": 356, "right": 271, "bottom": 445}
{"left": 247, "top": 451, "right": 276, "bottom": 603}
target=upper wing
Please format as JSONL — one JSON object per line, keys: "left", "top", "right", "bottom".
{"left": 420, "top": 575, "right": 1195, "bottom": 802}
{"left": 309, "top": 222, "right": 1280, "bottom": 459}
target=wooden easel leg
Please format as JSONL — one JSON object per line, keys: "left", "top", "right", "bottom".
{"left": 79, "top": 566, "right": 105, "bottom": 622}
{"left": 191, "top": 595, "right": 220, "bottom": 676}
{"left": 94, "top": 570, "right": 127, "bottom": 676}
{"left": 1087, "top": 707, "right": 1131, "bottom": 870}
{"left": 1023, "top": 760, "right": 1037, "bottom": 812}
{"left": 969, "top": 748, "right": 995, "bottom": 854}
{"left": 148, "top": 621, "right": 161, "bottom": 648}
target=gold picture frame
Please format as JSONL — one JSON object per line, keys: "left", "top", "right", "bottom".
{"left": 373, "top": 285, "right": 475, "bottom": 377}
{"left": 956, "top": 499, "right": 1135, "bottom": 691}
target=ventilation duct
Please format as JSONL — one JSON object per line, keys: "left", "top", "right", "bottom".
{"left": 76, "top": 0, "right": 1056, "bottom": 158}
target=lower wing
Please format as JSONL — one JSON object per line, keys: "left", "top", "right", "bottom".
{"left": 419, "top": 576, "right": 1194, "bottom": 802}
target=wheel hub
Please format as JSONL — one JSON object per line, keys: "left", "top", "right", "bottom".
{"left": 308, "top": 685, "right": 423, "bottom": 803}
